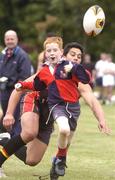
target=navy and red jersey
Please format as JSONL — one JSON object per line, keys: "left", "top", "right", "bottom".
{"left": 33, "top": 60, "right": 90, "bottom": 106}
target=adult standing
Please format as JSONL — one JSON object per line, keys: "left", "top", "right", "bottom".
{"left": 0, "top": 30, "right": 31, "bottom": 137}
{"left": 95, "top": 53, "right": 107, "bottom": 100}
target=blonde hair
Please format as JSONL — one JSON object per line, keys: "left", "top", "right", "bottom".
{"left": 43, "top": 37, "right": 63, "bottom": 50}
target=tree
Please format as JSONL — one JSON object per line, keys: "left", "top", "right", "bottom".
{"left": 0, "top": 0, "right": 114, "bottom": 63}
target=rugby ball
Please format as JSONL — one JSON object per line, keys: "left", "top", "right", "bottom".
{"left": 83, "top": 5, "right": 105, "bottom": 36}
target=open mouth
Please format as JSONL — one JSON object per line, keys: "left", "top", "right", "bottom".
{"left": 50, "top": 57, "right": 55, "bottom": 61}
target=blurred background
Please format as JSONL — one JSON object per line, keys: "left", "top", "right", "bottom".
{"left": 0, "top": 0, "right": 114, "bottom": 67}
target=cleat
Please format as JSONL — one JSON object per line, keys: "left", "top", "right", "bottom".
{"left": 0, "top": 167, "right": 7, "bottom": 178}
{"left": 55, "top": 158, "right": 66, "bottom": 176}
{"left": 50, "top": 157, "right": 67, "bottom": 179}
{"left": 50, "top": 157, "right": 59, "bottom": 180}
{"left": 50, "top": 173, "right": 59, "bottom": 180}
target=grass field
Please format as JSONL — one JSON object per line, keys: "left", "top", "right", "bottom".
{"left": 2, "top": 99, "right": 115, "bottom": 180}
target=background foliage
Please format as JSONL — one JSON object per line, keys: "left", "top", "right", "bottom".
{"left": 0, "top": 0, "right": 114, "bottom": 64}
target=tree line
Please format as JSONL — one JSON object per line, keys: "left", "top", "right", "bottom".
{"left": 0, "top": 0, "right": 114, "bottom": 64}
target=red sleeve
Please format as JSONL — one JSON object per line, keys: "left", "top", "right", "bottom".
{"left": 18, "top": 81, "right": 35, "bottom": 90}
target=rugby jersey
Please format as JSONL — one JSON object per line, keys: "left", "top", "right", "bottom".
{"left": 34, "top": 60, "right": 90, "bottom": 106}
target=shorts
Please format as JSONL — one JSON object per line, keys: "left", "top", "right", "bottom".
{"left": 21, "top": 91, "right": 39, "bottom": 114}
{"left": 96, "top": 77, "right": 102, "bottom": 87}
{"left": 50, "top": 101, "right": 80, "bottom": 131}
{"left": 103, "top": 75, "right": 115, "bottom": 87}
{"left": 20, "top": 91, "right": 54, "bottom": 145}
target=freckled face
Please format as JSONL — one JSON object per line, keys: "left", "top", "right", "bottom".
{"left": 45, "top": 43, "right": 63, "bottom": 66}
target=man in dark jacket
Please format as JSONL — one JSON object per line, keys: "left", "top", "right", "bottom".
{"left": 0, "top": 30, "right": 31, "bottom": 137}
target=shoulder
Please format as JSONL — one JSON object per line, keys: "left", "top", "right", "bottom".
{"left": 72, "top": 64, "right": 90, "bottom": 83}
{"left": 14, "top": 46, "right": 31, "bottom": 63}
{"left": 14, "top": 46, "right": 28, "bottom": 57}
{"left": 37, "top": 65, "right": 49, "bottom": 74}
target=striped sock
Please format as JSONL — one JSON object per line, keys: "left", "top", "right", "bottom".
{"left": 0, "top": 134, "right": 26, "bottom": 167}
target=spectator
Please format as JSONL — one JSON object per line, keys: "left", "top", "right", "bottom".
{"left": 82, "top": 53, "right": 96, "bottom": 88}
{"left": 95, "top": 52, "right": 107, "bottom": 100}
{"left": 102, "top": 54, "right": 115, "bottom": 104}
{"left": 0, "top": 30, "right": 31, "bottom": 138}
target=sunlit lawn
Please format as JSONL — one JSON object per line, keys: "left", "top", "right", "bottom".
{"left": 2, "top": 99, "right": 115, "bottom": 180}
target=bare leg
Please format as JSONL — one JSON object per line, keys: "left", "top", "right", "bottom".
{"left": 26, "top": 138, "right": 47, "bottom": 166}
{"left": 21, "top": 112, "right": 39, "bottom": 143}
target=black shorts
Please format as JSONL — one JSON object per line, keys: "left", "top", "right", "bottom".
{"left": 20, "top": 91, "right": 54, "bottom": 145}
{"left": 96, "top": 77, "right": 102, "bottom": 87}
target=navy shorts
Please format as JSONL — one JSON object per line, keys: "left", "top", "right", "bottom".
{"left": 50, "top": 101, "right": 80, "bottom": 131}
{"left": 96, "top": 77, "right": 102, "bottom": 87}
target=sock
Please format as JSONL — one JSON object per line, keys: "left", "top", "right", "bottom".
{"left": 15, "top": 146, "right": 27, "bottom": 163}
{"left": 0, "top": 134, "right": 26, "bottom": 167}
{"left": 56, "top": 147, "right": 67, "bottom": 159}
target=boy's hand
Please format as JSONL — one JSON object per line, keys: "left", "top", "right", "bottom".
{"left": 3, "top": 113, "right": 15, "bottom": 132}
{"left": 64, "top": 62, "right": 73, "bottom": 73}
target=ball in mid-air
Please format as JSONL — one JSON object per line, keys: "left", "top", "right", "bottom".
{"left": 83, "top": 5, "right": 105, "bottom": 36}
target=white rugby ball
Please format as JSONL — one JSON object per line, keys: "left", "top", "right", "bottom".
{"left": 83, "top": 5, "right": 105, "bottom": 36}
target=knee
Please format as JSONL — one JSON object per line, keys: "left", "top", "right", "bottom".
{"left": 59, "top": 127, "right": 70, "bottom": 136}
{"left": 26, "top": 160, "right": 38, "bottom": 166}
{"left": 26, "top": 158, "right": 41, "bottom": 166}
{"left": 22, "top": 130, "right": 38, "bottom": 142}
{"left": 27, "top": 131, "right": 37, "bottom": 141}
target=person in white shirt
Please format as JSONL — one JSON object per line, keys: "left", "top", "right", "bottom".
{"left": 102, "top": 54, "right": 115, "bottom": 104}
{"left": 95, "top": 53, "right": 108, "bottom": 100}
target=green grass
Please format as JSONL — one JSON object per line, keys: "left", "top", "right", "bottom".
{"left": 2, "top": 100, "right": 115, "bottom": 180}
